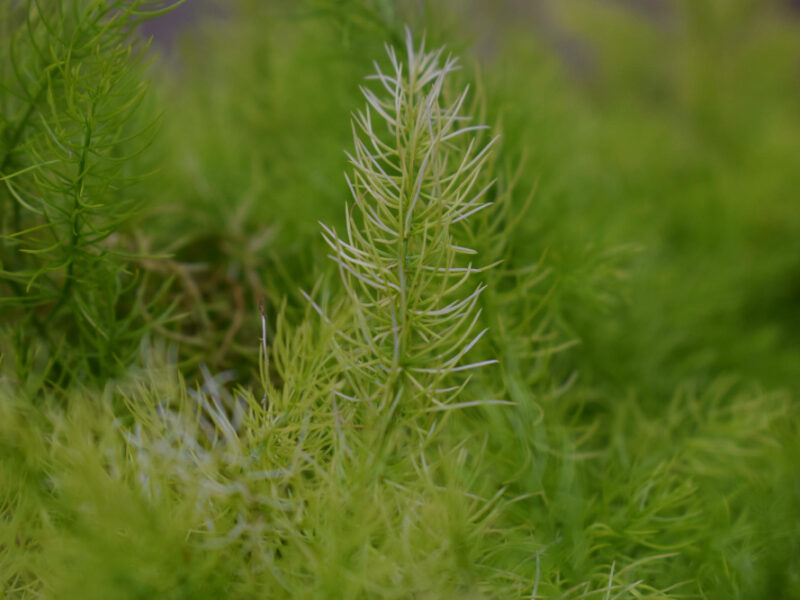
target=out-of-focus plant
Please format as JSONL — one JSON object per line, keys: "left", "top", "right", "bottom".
{"left": 0, "top": 0, "right": 180, "bottom": 387}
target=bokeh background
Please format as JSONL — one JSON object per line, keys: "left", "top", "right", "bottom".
{"left": 137, "top": 0, "right": 800, "bottom": 395}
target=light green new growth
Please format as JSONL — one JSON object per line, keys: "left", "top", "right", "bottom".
{"left": 321, "top": 29, "right": 500, "bottom": 414}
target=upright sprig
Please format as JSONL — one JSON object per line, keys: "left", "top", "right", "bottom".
{"left": 320, "top": 29, "right": 501, "bottom": 415}
{"left": 0, "top": 1, "right": 181, "bottom": 385}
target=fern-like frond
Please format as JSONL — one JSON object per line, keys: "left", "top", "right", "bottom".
{"left": 0, "top": 1, "right": 182, "bottom": 385}
{"left": 321, "top": 28, "right": 499, "bottom": 412}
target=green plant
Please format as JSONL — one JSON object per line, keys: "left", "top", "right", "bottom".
{"left": 318, "top": 29, "right": 503, "bottom": 417}
{"left": 0, "top": 0, "right": 178, "bottom": 387}
{"left": 2, "top": 1, "right": 799, "bottom": 598}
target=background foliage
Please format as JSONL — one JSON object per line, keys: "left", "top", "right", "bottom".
{"left": 2, "top": 0, "right": 799, "bottom": 598}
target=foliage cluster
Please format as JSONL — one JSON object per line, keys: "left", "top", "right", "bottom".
{"left": 1, "top": 1, "right": 799, "bottom": 599}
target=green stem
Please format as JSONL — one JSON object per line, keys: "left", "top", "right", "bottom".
{"left": 45, "top": 107, "right": 93, "bottom": 324}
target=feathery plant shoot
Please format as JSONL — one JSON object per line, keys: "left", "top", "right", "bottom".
{"left": 0, "top": 1, "right": 178, "bottom": 385}
{"left": 321, "top": 30, "right": 500, "bottom": 416}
